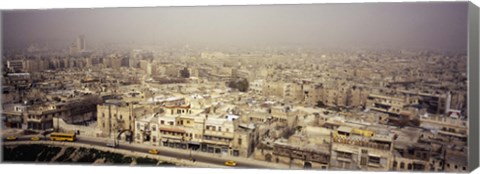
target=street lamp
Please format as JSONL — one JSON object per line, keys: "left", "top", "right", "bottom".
{"left": 187, "top": 136, "right": 194, "bottom": 161}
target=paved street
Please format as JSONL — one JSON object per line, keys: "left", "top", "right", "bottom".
{"left": 9, "top": 135, "right": 290, "bottom": 169}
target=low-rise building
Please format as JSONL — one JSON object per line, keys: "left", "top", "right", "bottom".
{"left": 330, "top": 126, "right": 394, "bottom": 171}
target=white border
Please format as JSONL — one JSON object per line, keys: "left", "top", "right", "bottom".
{"left": 0, "top": 0, "right": 476, "bottom": 10}
{"left": 1, "top": 1, "right": 478, "bottom": 174}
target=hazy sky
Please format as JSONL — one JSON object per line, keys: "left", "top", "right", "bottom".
{"left": 1, "top": 2, "right": 469, "bottom": 51}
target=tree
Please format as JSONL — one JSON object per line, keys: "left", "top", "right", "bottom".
{"left": 410, "top": 118, "right": 421, "bottom": 127}
{"left": 316, "top": 100, "right": 326, "bottom": 108}
{"left": 395, "top": 117, "right": 421, "bottom": 128}
{"left": 180, "top": 67, "right": 190, "bottom": 78}
{"left": 227, "top": 78, "right": 249, "bottom": 92}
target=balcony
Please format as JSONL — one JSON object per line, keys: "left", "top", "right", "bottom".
{"left": 204, "top": 130, "right": 234, "bottom": 138}
{"left": 367, "top": 163, "right": 383, "bottom": 168}
{"left": 26, "top": 116, "right": 52, "bottom": 122}
{"left": 202, "top": 138, "right": 231, "bottom": 146}
{"left": 333, "top": 136, "right": 391, "bottom": 151}
{"left": 337, "top": 156, "right": 352, "bottom": 162}
{"left": 161, "top": 134, "right": 183, "bottom": 140}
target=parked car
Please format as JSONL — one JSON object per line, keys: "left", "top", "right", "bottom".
{"left": 5, "top": 136, "right": 17, "bottom": 141}
{"left": 106, "top": 142, "right": 118, "bottom": 148}
{"left": 148, "top": 149, "right": 159, "bottom": 154}
{"left": 224, "top": 160, "right": 237, "bottom": 166}
{"left": 31, "top": 137, "right": 40, "bottom": 141}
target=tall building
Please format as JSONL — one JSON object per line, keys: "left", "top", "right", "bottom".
{"left": 77, "top": 35, "right": 86, "bottom": 51}
{"left": 70, "top": 35, "right": 86, "bottom": 54}
{"left": 6, "top": 60, "right": 26, "bottom": 72}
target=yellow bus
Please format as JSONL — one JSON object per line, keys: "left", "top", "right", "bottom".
{"left": 50, "top": 132, "right": 76, "bottom": 142}
{"left": 351, "top": 128, "right": 375, "bottom": 137}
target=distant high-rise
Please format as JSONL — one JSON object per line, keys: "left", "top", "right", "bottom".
{"left": 70, "top": 35, "right": 86, "bottom": 54}
{"left": 77, "top": 35, "right": 86, "bottom": 51}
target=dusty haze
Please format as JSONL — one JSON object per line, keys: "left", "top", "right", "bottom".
{"left": 1, "top": 2, "right": 468, "bottom": 52}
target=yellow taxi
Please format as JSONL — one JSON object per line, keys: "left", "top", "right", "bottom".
{"left": 148, "top": 149, "right": 159, "bottom": 154}
{"left": 5, "top": 136, "right": 17, "bottom": 141}
{"left": 31, "top": 137, "right": 41, "bottom": 141}
{"left": 224, "top": 160, "right": 237, "bottom": 167}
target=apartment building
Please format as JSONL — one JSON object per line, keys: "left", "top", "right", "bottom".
{"left": 330, "top": 126, "right": 394, "bottom": 171}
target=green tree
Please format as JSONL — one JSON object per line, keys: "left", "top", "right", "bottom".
{"left": 227, "top": 78, "right": 249, "bottom": 92}
{"left": 316, "top": 100, "right": 326, "bottom": 108}
{"left": 180, "top": 67, "right": 190, "bottom": 78}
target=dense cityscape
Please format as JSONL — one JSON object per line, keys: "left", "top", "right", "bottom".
{"left": 2, "top": 34, "right": 468, "bottom": 171}
{"left": 1, "top": 2, "right": 470, "bottom": 172}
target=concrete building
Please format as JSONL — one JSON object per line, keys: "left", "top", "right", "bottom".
{"left": 330, "top": 126, "right": 394, "bottom": 171}
{"left": 96, "top": 100, "right": 152, "bottom": 140}
{"left": 7, "top": 60, "right": 26, "bottom": 72}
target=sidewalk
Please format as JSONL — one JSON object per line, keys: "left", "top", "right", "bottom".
{"left": 10, "top": 134, "right": 297, "bottom": 169}
{"left": 76, "top": 135, "right": 294, "bottom": 169}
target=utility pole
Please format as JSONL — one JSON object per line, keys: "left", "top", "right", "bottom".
{"left": 108, "top": 105, "right": 112, "bottom": 143}
{"left": 56, "top": 115, "right": 59, "bottom": 132}
{"left": 113, "top": 118, "right": 117, "bottom": 146}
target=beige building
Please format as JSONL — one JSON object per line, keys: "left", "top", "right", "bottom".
{"left": 366, "top": 94, "right": 407, "bottom": 115}
{"left": 96, "top": 100, "right": 152, "bottom": 139}
{"left": 255, "top": 126, "right": 331, "bottom": 169}
{"left": 231, "top": 124, "right": 257, "bottom": 157}
{"left": 330, "top": 126, "right": 394, "bottom": 171}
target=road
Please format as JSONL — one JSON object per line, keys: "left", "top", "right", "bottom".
{"left": 8, "top": 136, "right": 273, "bottom": 169}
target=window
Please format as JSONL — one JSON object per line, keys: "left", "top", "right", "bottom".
{"left": 161, "top": 120, "right": 164, "bottom": 124}
{"left": 368, "top": 156, "right": 380, "bottom": 164}
{"left": 102, "top": 122, "right": 105, "bottom": 128}
{"left": 219, "top": 127, "right": 222, "bottom": 131}
{"left": 408, "top": 164, "right": 412, "bottom": 170}
{"left": 400, "top": 162, "right": 405, "bottom": 169}
{"left": 102, "top": 113, "right": 105, "bottom": 118}
{"left": 152, "top": 126, "right": 156, "bottom": 131}
{"left": 238, "top": 138, "right": 242, "bottom": 145}
{"left": 393, "top": 161, "right": 397, "bottom": 168}
{"left": 360, "top": 157, "right": 367, "bottom": 166}
{"left": 187, "top": 121, "right": 190, "bottom": 124}
{"left": 120, "top": 115, "right": 123, "bottom": 120}
{"left": 337, "top": 151, "right": 352, "bottom": 159}
{"left": 152, "top": 136, "right": 156, "bottom": 142}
